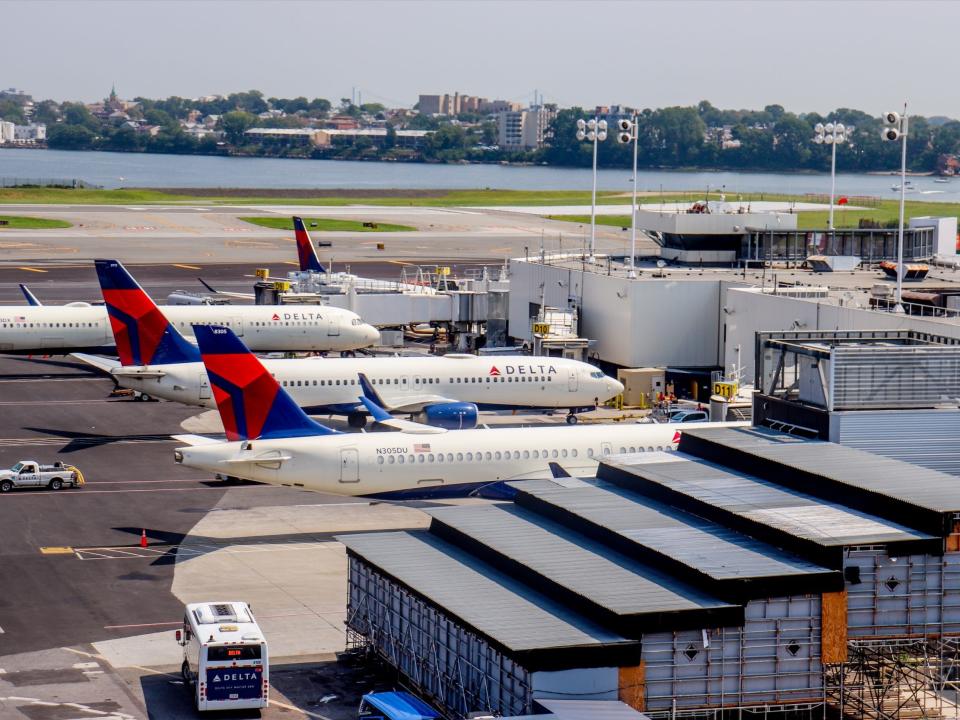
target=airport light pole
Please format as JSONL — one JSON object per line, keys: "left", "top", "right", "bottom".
{"left": 882, "top": 104, "right": 909, "bottom": 314}
{"left": 813, "top": 122, "right": 851, "bottom": 231}
{"left": 616, "top": 114, "right": 639, "bottom": 278}
{"left": 576, "top": 116, "right": 608, "bottom": 263}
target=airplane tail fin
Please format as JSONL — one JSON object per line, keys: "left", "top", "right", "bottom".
{"left": 293, "top": 216, "right": 325, "bottom": 273}
{"left": 95, "top": 259, "right": 201, "bottom": 366}
{"left": 194, "top": 324, "right": 338, "bottom": 441}
{"left": 19, "top": 284, "right": 41, "bottom": 306}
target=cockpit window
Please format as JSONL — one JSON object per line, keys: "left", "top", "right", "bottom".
{"left": 590, "top": 371, "right": 605, "bottom": 379}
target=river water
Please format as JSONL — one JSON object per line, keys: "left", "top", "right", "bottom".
{"left": 1, "top": 147, "right": 957, "bottom": 201}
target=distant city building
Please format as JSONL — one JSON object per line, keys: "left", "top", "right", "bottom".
{"left": 244, "top": 127, "right": 324, "bottom": 147}
{"left": 315, "top": 128, "right": 431, "bottom": 149}
{"left": 0, "top": 88, "right": 32, "bottom": 105}
{"left": 496, "top": 105, "right": 556, "bottom": 151}
{"left": 325, "top": 115, "right": 360, "bottom": 130}
{"left": 937, "top": 153, "right": 959, "bottom": 176}
{"left": 418, "top": 93, "right": 520, "bottom": 116}
{"left": 0, "top": 121, "right": 46, "bottom": 144}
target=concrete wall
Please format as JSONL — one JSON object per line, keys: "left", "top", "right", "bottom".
{"left": 722, "top": 287, "right": 960, "bottom": 382}
{"left": 509, "top": 261, "right": 725, "bottom": 368}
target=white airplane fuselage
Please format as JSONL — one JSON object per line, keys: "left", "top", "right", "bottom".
{"left": 96, "top": 355, "right": 622, "bottom": 413}
{"left": 0, "top": 304, "right": 379, "bottom": 353}
{"left": 176, "top": 422, "right": 746, "bottom": 499}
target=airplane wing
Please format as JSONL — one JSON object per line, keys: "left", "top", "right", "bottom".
{"left": 373, "top": 392, "right": 462, "bottom": 413}
{"left": 71, "top": 353, "right": 121, "bottom": 374}
{"left": 198, "top": 278, "right": 255, "bottom": 301}
{"left": 358, "top": 373, "right": 447, "bottom": 435}
{"left": 171, "top": 434, "right": 223, "bottom": 446}
{"left": 503, "top": 462, "right": 599, "bottom": 481}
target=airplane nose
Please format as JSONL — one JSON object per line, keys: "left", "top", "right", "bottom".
{"left": 363, "top": 324, "right": 380, "bottom": 346}
{"left": 609, "top": 377, "right": 625, "bottom": 396}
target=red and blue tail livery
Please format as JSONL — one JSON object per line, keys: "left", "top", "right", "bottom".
{"left": 293, "top": 216, "right": 325, "bottom": 273}
{"left": 95, "top": 259, "right": 200, "bottom": 366}
{"left": 193, "top": 324, "right": 337, "bottom": 441}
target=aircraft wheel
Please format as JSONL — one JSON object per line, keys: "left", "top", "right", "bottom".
{"left": 566, "top": 414, "right": 579, "bottom": 425}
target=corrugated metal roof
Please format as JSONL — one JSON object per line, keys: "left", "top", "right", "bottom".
{"left": 680, "top": 427, "right": 960, "bottom": 537}
{"left": 506, "top": 478, "right": 840, "bottom": 601}
{"left": 339, "top": 530, "right": 641, "bottom": 671}
{"left": 598, "top": 452, "right": 939, "bottom": 568}
{"left": 426, "top": 504, "right": 742, "bottom": 635}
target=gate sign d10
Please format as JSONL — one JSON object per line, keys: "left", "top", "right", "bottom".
{"left": 532, "top": 323, "right": 551, "bottom": 335}
{"left": 712, "top": 381, "right": 738, "bottom": 399}
{"left": 205, "top": 666, "right": 262, "bottom": 701}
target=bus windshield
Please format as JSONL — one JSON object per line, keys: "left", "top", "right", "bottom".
{"left": 206, "top": 645, "right": 262, "bottom": 661}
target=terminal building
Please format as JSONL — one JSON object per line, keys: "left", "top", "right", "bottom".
{"left": 340, "top": 426, "right": 960, "bottom": 719}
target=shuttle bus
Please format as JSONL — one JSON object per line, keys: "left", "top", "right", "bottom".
{"left": 176, "top": 601, "right": 268, "bottom": 712}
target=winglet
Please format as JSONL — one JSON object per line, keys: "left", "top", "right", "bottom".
{"left": 19, "top": 284, "right": 41, "bottom": 306}
{"left": 198, "top": 278, "right": 219, "bottom": 294}
{"left": 293, "top": 216, "right": 325, "bottom": 273}
{"left": 94, "top": 259, "right": 200, "bottom": 366}
{"left": 194, "top": 324, "right": 338, "bottom": 441}
{"left": 357, "top": 373, "right": 392, "bottom": 423}
{"left": 548, "top": 462, "right": 572, "bottom": 479}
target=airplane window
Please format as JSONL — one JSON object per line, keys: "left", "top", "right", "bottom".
{"left": 495, "top": 451, "right": 501, "bottom": 460}
{"left": 533, "top": 450, "right": 539, "bottom": 459}
{"left": 393, "top": 379, "right": 398, "bottom": 384}
{"left": 561, "top": 449, "right": 568, "bottom": 458}
{"left": 417, "top": 454, "right": 424, "bottom": 463}
{"left": 336, "top": 380, "right": 340, "bottom": 385}
{"left": 657, "top": 446, "right": 664, "bottom": 452}
{"left": 571, "top": 449, "right": 578, "bottom": 458}
{"left": 448, "top": 378, "right": 453, "bottom": 383}
{"left": 587, "top": 448, "right": 594, "bottom": 458}
{"left": 523, "top": 450, "right": 530, "bottom": 459}
{"left": 457, "top": 453, "right": 463, "bottom": 461}
{"left": 428, "top": 454, "right": 434, "bottom": 462}
{"left": 351, "top": 380, "right": 355, "bottom": 385}
{"left": 415, "top": 378, "right": 420, "bottom": 384}
{"left": 297, "top": 381, "right": 302, "bottom": 387}
{"left": 476, "top": 453, "right": 482, "bottom": 462}
{"left": 437, "top": 454, "right": 443, "bottom": 463}
{"left": 647, "top": 446, "right": 653, "bottom": 452}
{"left": 313, "top": 380, "right": 317, "bottom": 386}
{"left": 398, "top": 455, "right": 405, "bottom": 464}
{"left": 456, "top": 378, "right": 461, "bottom": 383}
{"left": 512, "top": 450, "right": 519, "bottom": 459}
{"left": 377, "top": 456, "right": 384, "bottom": 465}
{"left": 550, "top": 450, "right": 558, "bottom": 458}
{"left": 388, "top": 456, "right": 395, "bottom": 464}
{"left": 620, "top": 447, "right": 626, "bottom": 454}
{"left": 485, "top": 451, "right": 492, "bottom": 460}
{"left": 603, "top": 447, "right": 610, "bottom": 455}
{"left": 466, "top": 452, "right": 473, "bottom": 461}
{"left": 548, "top": 377, "right": 552, "bottom": 382}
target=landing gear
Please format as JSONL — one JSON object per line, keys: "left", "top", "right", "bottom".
{"left": 348, "top": 412, "right": 368, "bottom": 429}
{"left": 566, "top": 413, "right": 579, "bottom": 425}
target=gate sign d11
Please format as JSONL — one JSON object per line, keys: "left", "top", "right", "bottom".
{"left": 712, "top": 381, "right": 738, "bottom": 399}
{"left": 205, "top": 666, "right": 262, "bottom": 701}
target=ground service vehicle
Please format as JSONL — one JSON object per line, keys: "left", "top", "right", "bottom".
{"left": 176, "top": 601, "right": 268, "bottom": 712}
{"left": 358, "top": 691, "right": 441, "bottom": 720}
{"left": 0, "top": 461, "right": 84, "bottom": 492}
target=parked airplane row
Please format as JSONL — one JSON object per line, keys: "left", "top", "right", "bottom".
{"left": 174, "top": 325, "right": 745, "bottom": 498}
{"left": 73, "top": 260, "right": 621, "bottom": 427}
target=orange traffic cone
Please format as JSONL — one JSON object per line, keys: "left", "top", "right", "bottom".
{"left": 140, "top": 529, "right": 148, "bottom": 548}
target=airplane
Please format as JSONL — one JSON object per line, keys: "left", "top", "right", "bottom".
{"left": 0, "top": 259, "right": 380, "bottom": 355}
{"left": 198, "top": 216, "right": 440, "bottom": 301}
{"left": 19, "top": 285, "right": 41, "bottom": 306}
{"left": 173, "top": 325, "right": 747, "bottom": 499}
{"left": 73, "top": 260, "right": 623, "bottom": 427}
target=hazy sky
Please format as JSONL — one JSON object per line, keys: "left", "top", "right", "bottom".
{"left": 3, "top": 0, "right": 955, "bottom": 117}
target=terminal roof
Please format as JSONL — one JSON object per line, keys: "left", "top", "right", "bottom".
{"left": 597, "top": 452, "right": 940, "bottom": 568}
{"left": 679, "top": 427, "right": 960, "bottom": 538}
{"left": 426, "top": 503, "right": 742, "bottom": 635}
{"left": 339, "top": 530, "right": 642, "bottom": 671}
{"left": 505, "top": 478, "right": 841, "bottom": 601}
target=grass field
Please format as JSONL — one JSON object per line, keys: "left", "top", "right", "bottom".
{"left": 0, "top": 215, "right": 72, "bottom": 229}
{"left": 239, "top": 216, "right": 415, "bottom": 232}
{"left": 549, "top": 195, "right": 960, "bottom": 231}
{"left": 0, "top": 187, "right": 630, "bottom": 207}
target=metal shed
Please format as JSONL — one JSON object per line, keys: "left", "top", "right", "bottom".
{"left": 679, "top": 426, "right": 960, "bottom": 538}
{"left": 340, "top": 530, "right": 641, "bottom": 718}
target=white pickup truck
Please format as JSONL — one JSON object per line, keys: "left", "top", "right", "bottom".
{"left": 0, "top": 461, "right": 85, "bottom": 492}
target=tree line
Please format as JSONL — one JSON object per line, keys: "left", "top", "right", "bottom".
{"left": 10, "top": 90, "right": 960, "bottom": 172}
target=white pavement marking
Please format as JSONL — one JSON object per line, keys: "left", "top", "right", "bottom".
{"left": 3, "top": 485, "right": 275, "bottom": 497}
{"left": 72, "top": 662, "right": 100, "bottom": 669}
